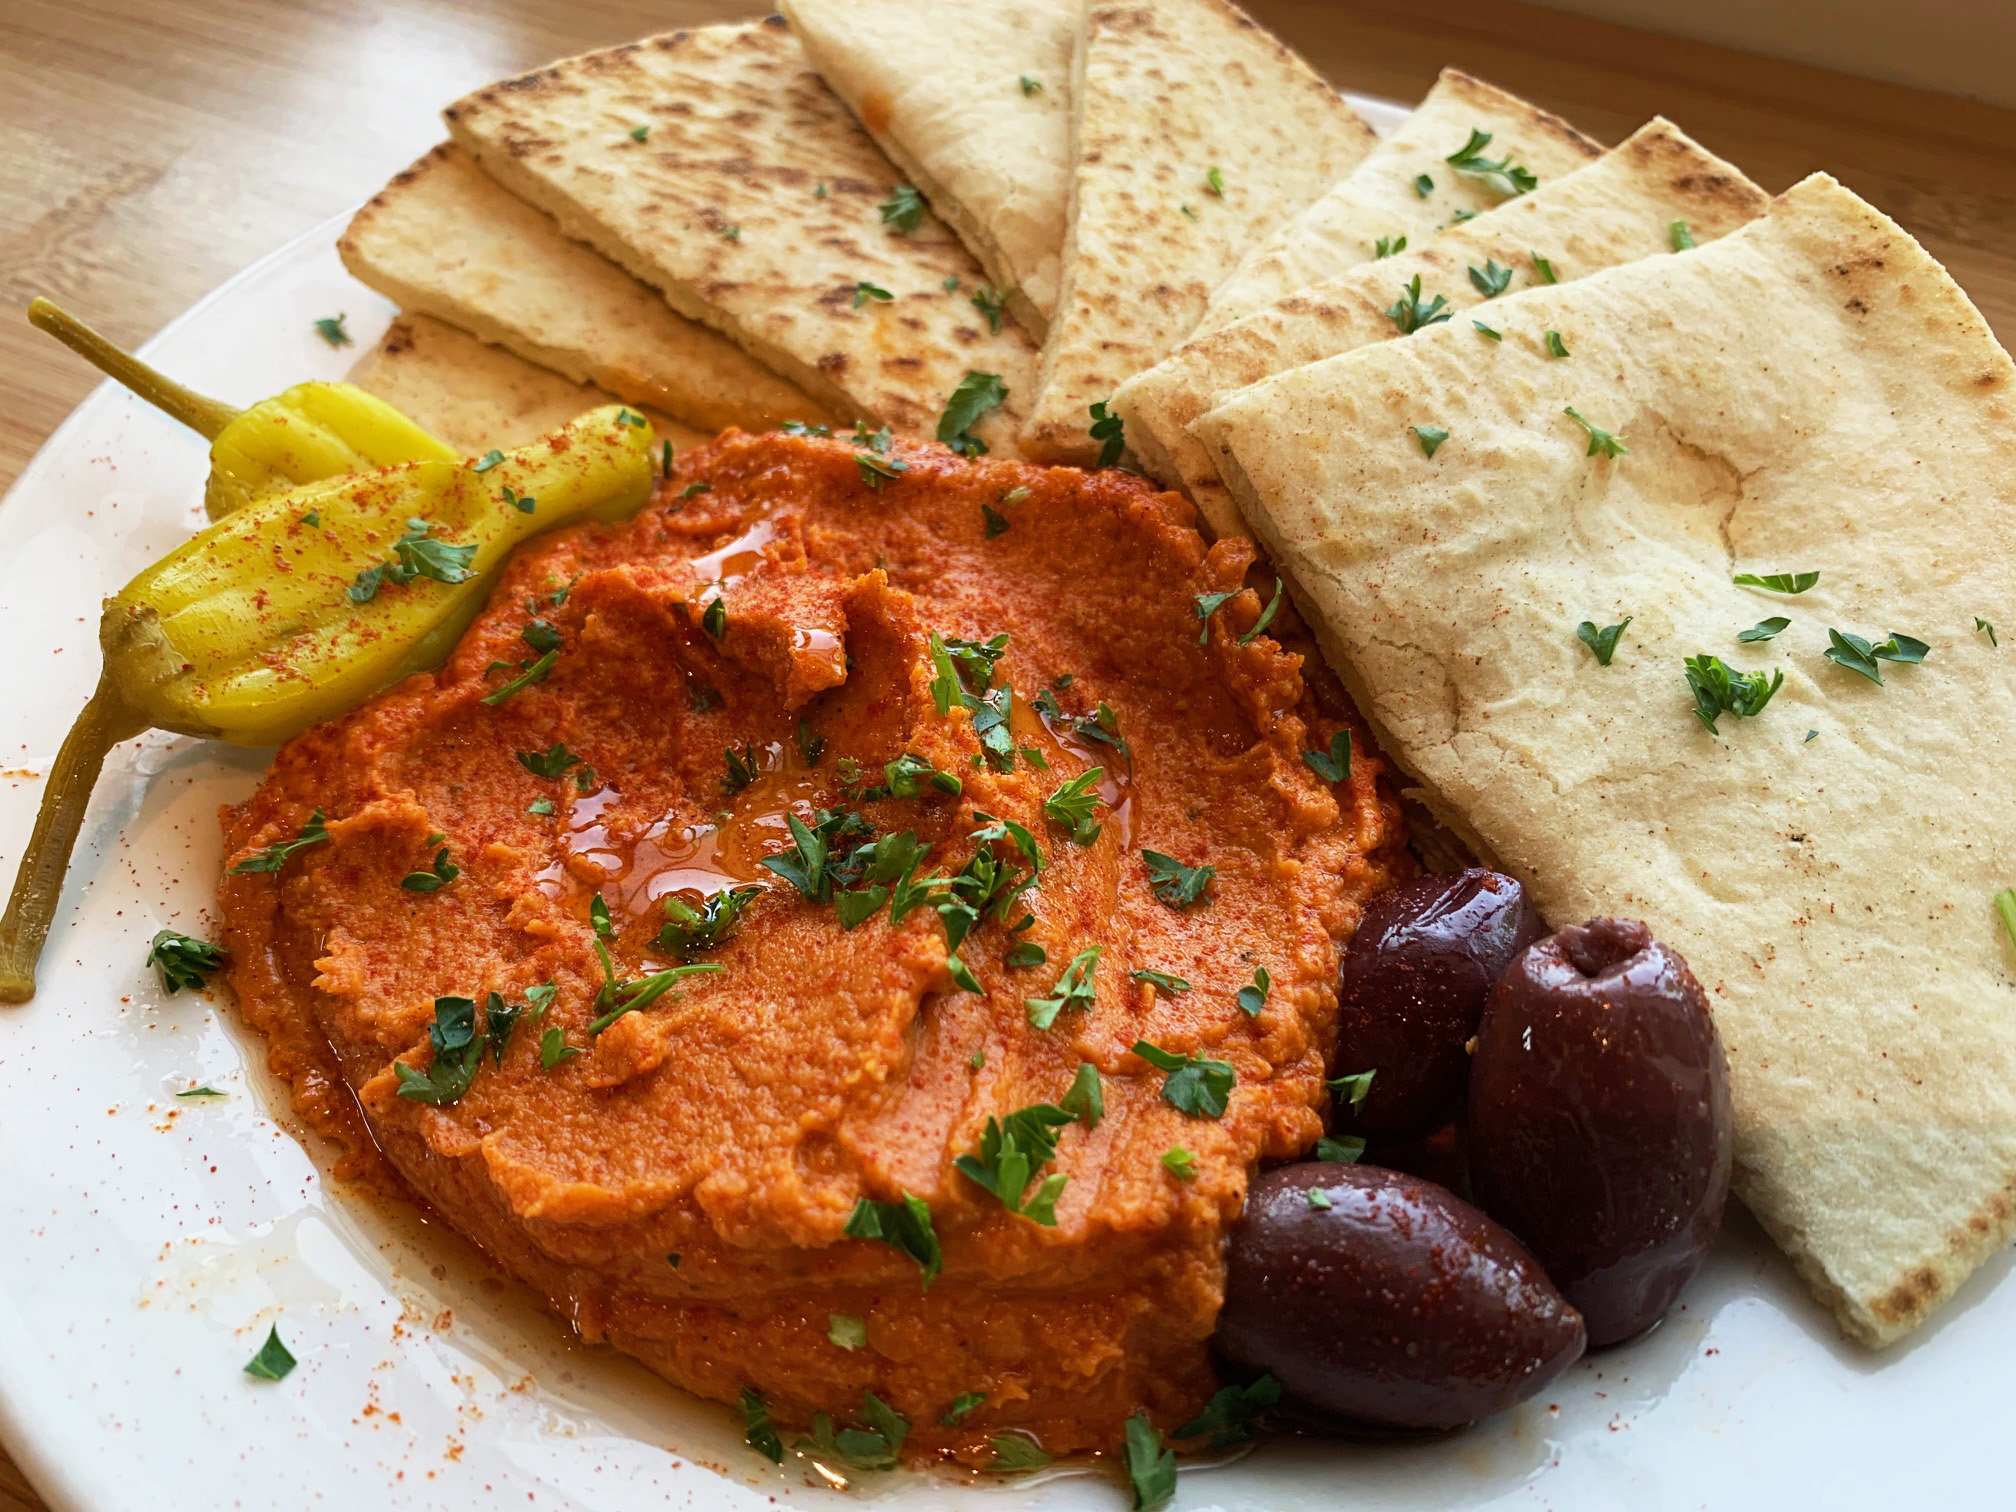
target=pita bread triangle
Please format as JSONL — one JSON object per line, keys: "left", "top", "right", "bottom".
{"left": 1199, "top": 173, "right": 2016, "bottom": 1347}
{"left": 444, "top": 17, "right": 1034, "bottom": 455}
{"left": 340, "top": 144, "right": 824, "bottom": 436}
{"left": 1115, "top": 118, "right": 1768, "bottom": 539}
{"left": 1016, "top": 0, "right": 1377, "bottom": 466}
{"left": 1197, "top": 68, "right": 1603, "bottom": 336}
{"left": 780, "top": 0, "right": 1079, "bottom": 338}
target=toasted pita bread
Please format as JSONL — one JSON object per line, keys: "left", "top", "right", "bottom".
{"left": 1196, "top": 69, "right": 1602, "bottom": 336}
{"left": 340, "top": 144, "right": 823, "bottom": 436}
{"left": 1016, "top": 0, "right": 1377, "bottom": 465}
{"left": 444, "top": 18, "right": 1034, "bottom": 455}
{"left": 1200, "top": 173, "right": 2016, "bottom": 1347}
{"left": 779, "top": 0, "right": 1078, "bottom": 338}
{"left": 1116, "top": 119, "right": 1767, "bottom": 539}
{"left": 348, "top": 313, "right": 704, "bottom": 456}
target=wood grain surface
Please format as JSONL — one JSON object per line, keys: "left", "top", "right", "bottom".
{"left": 1, "top": 0, "right": 2012, "bottom": 1506}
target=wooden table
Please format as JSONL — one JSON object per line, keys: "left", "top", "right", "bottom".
{"left": 0, "top": 0, "right": 2011, "bottom": 1504}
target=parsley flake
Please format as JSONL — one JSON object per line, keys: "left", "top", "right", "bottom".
{"left": 1670, "top": 219, "right": 1696, "bottom": 251}
{"left": 1061, "top": 1062, "right": 1104, "bottom": 1127}
{"left": 472, "top": 450, "right": 506, "bottom": 473}
{"left": 970, "top": 283, "right": 1007, "bottom": 332}
{"left": 954, "top": 1102, "right": 1074, "bottom": 1224}
{"left": 941, "top": 1391, "right": 987, "bottom": 1426}
{"left": 1445, "top": 127, "right": 1537, "bottom": 195}
{"left": 175, "top": 1085, "right": 226, "bottom": 1100}
{"left": 741, "top": 1388, "right": 783, "bottom": 1463}
{"left": 1316, "top": 1134, "right": 1366, "bottom": 1162}
{"left": 1328, "top": 1068, "right": 1376, "bottom": 1111}
{"left": 1193, "top": 588, "right": 1239, "bottom": 643}
{"left": 828, "top": 1313, "right": 867, "bottom": 1350}
{"left": 1143, "top": 850, "right": 1213, "bottom": 908}
{"left": 1413, "top": 424, "right": 1450, "bottom": 457}
{"left": 516, "top": 742, "right": 580, "bottom": 780}
{"left": 986, "top": 1433, "right": 1052, "bottom": 1472}
{"left": 312, "top": 314, "right": 351, "bottom": 348}
{"left": 1373, "top": 234, "right": 1408, "bottom": 258}
{"left": 1162, "top": 1147, "right": 1197, "bottom": 1180}
{"left": 1976, "top": 617, "right": 1998, "bottom": 647}
{"left": 629, "top": 123, "right": 650, "bottom": 142}
{"left": 1308, "top": 1187, "right": 1333, "bottom": 1209}
{"left": 538, "top": 1025, "right": 582, "bottom": 1068}
{"left": 1303, "top": 729, "right": 1351, "bottom": 783}
{"left": 1545, "top": 329, "right": 1570, "bottom": 358}
{"left": 1238, "top": 579, "right": 1283, "bottom": 645}
{"left": 394, "top": 996, "right": 485, "bottom": 1105}
{"left": 844, "top": 1193, "right": 941, "bottom": 1285}
{"left": 879, "top": 184, "right": 926, "bottom": 233}
{"left": 1472, "top": 321, "right": 1502, "bottom": 341}
{"left": 1738, "top": 616, "right": 1791, "bottom": 643}
{"left": 1684, "top": 654, "right": 1785, "bottom": 734}
{"left": 400, "top": 846, "right": 459, "bottom": 892}
{"left": 856, "top": 451, "right": 909, "bottom": 490}
{"left": 1530, "top": 251, "right": 1560, "bottom": 284}
{"left": 1205, "top": 166, "right": 1225, "bottom": 196}
{"left": 347, "top": 518, "right": 478, "bottom": 603}
{"left": 228, "top": 809, "right": 329, "bottom": 875}
{"left": 657, "top": 885, "right": 763, "bottom": 960}
{"left": 701, "top": 596, "right": 728, "bottom": 639}
{"left": 1235, "top": 966, "right": 1270, "bottom": 1016}
{"left": 853, "top": 280, "right": 893, "bottom": 308}
{"left": 1563, "top": 406, "right": 1627, "bottom": 458}
{"left": 1175, "top": 1374, "right": 1281, "bottom": 1449}
{"left": 1131, "top": 968, "right": 1190, "bottom": 994}
{"left": 1414, "top": 172, "right": 1435, "bottom": 197}
{"left": 1088, "top": 400, "right": 1126, "bottom": 467}
{"left": 1026, "top": 945, "right": 1100, "bottom": 1029}
{"left": 1823, "top": 628, "right": 1928, "bottom": 685}
{"left": 1996, "top": 889, "right": 2016, "bottom": 953}
{"left": 1020, "top": 74, "right": 1043, "bottom": 96}
{"left": 1385, "top": 274, "right": 1453, "bottom": 335}
{"left": 1043, "top": 768, "right": 1106, "bottom": 843}
{"left": 937, "top": 369, "right": 1007, "bottom": 457}
{"left": 1577, "top": 616, "right": 1632, "bottom": 666}
{"left": 1134, "top": 1039, "right": 1235, "bottom": 1118}
{"left": 1124, "top": 1413, "right": 1177, "bottom": 1511}
{"left": 243, "top": 1325, "right": 297, "bottom": 1381}
{"left": 1733, "top": 570, "right": 1819, "bottom": 594}
{"left": 145, "top": 930, "right": 225, "bottom": 993}
{"left": 1469, "top": 259, "right": 1514, "bottom": 298}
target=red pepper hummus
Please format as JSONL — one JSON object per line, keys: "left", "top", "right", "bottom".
{"left": 217, "top": 429, "right": 1402, "bottom": 1462}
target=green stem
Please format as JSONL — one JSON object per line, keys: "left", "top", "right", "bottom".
{"left": 27, "top": 298, "right": 241, "bottom": 441}
{"left": 0, "top": 678, "right": 148, "bottom": 1003}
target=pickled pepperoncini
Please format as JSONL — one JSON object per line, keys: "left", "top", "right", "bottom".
{"left": 27, "top": 298, "right": 457, "bottom": 518}
{"left": 0, "top": 401, "right": 659, "bottom": 1003}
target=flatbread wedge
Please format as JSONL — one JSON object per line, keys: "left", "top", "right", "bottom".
{"left": 779, "top": 0, "right": 1078, "bottom": 338}
{"left": 1199, "top": 173, "right": 2016, "bottom": 1347}
{"left": 444, "top": 18, "right": 1033, "bottom": 454}
{"left": 1197, "top": 68, "right": 1602, "bottom": 336}
{"left": 1116, "top": 118, "right": 1767, "bottom": 539}
{"left": 349, "top": 313, "right": 704, "bottom": 456}
{"left": 1017, "top": 0, "right": 1377, "bottom": 465}
{"left": 340, "top": 144, "right": 824, "bottom": 435}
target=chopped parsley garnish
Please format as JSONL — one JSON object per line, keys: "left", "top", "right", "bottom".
{"left": 1238, "top": 579, "right": 1283, "bottom": 645}
{"left": 1385, "top": 274, "right": 1452, "bottom": 335}
{"left": 1414, "top": 172, "right": 1434, "bottom": 197}
{"left": 1193, "top": 589, "right": 1239, "bottom": 644}
{"left": 1019, "top": 74, "right": 1043, "bottom": 96}
{"left": 521, "top": 619, "right": 563, "bottom": 655}
{"left": 796, "top": 1393, "right": 910, "bottom": 1472}
{"left": 526, "top": 798, "right": 555, "bottom": 817}
{"left": 1738, "top": 616, "right": 1792, "bottom": 643}
{"left": 722, "top": 225, "right": 741, "bottom": 242}
{"left": 1205, "top": 165, "right": 1225, "bottom": 196}
{"left": 1805, "top": 728, "right": 1821, "bottom": 743}
{"left": 175, "top": 1085, "right": 226, "bottom": 1100}
{"left": 797, "top": 720, "right": 827, "bottom": 768}
{"left": 876, "top": 751, "right": 964, "bottom": 799}
{"left": 1545, "top": 329, "right": 1570, "bottom": 358}
{"left": 981, "top": 503, "right": 1010, "bottom": 536}
{"left": 1373, "top": 234, "right": 1408, "bottom": 258}
{"left": 1088, "top": 400, "right": 1126, "bottom": 467}
{"left": 482, "top": 643, "right": 558, "bottom": 706}
{"left": 228, "top": 808, "right": 329, "bottom": 874}
{"left": 1302, "top": 729, "right": 1351, "bottom": 783}
{"left": 844, "top": 1193, "right": 941, "bottom": 1285}
{"left": 585, "top": 961, "right": 721, "bottom": 1035}
{"left": 937, "top": 369, "right": 1008, "bottom": 457}
{"left": 1316, "top": 1134, "right": 1366, "bottom": 1162}
{"left": 1061, "top": 1062, "right": 1104, "bottom": 1127}
{"left": 970, "top": 283, "right": 1007, "bottom": 332}
{"left": 780, "top": 419, "right": 830, "bottom": 437}
{"left": 1026, "top": 945, "right": 1100, "bottom": 1029}
{"left": 312, "top": 313, "right": 351, "bottom": 348}
{"left": 1563, "top": 406, "right": 1627, "bottom": 457}
{"left": 1133, "top": 1039, "right": 1235, "bottom": 1118}
{"left": 500, "top": 484, "right": 535, "bottom": 513}
{"left": 485, "top": 985, "right": 547, "bottom": 1066}
{"left": 400, "top": 845, "right": 459, "bottom": 892}
{"left": 1143, "top": 850, "right": 1213, "bottom": 908}
{"left": 761, "top": 808, "right": 877, "bottom": 902}
{"left": 145, "top": 929, "right": 225, "bottom": 993}
{"left": 1124, "top": 1412, "right": 1178, "bottom": 1511}
{"left": 856, "top": 451, "right": 909, "bottom": 490}
{"left": 1823, "top": 628, "right": 1928, "bottom": 684}
{"left": 1161, "top": 1147, "right": 1197, "bottom": 1180}
{"left": 1576, "top": 616, "right": 1632, "bottom": 666}
{"left": 700, "top": 595, "right": 728, "bottom": 639}
{"left": 629, "top": 123, "right": 650, "bottom": 142}
{"left": 1472, "top": 321, "right": 1502, "bottom": 341}
{"left": 1131, "top": 968, "right": 1190, "bottom": 994}
{"left": 348, "top": 518, "right": 478, "bottom": 603}
{"left": 1307, "top": 1187, "right": 1333, "bottom": 1209}
{"left": 538, "top": 1025, "right": 582, "bottom": 1068}
{"left": 1179, "top": 204, "right": 1199, "bottom": 221}
{"left": 658, "top": 885, "right": 761, "bottom": 958}
{"left": 954, "top": 1102, "right": 1074, "bottom": 1224}
{"left": 741, "top": 1388, "right": 783, "bottom": 1462}
{"left": 1175, "top": 1374, "right": 1281, "bottom": 1448}
{"left": 722, "top": 742, "right": 759, "bottom": 794}
{"left": 1445, "top": 127, "right": 1537, "bottom": 195}
{"left": 394, "top": 995, "right": 485, "bottom": 1105}
{"left": 879, "top": 184, "right": 926, "bottom": 233}
{"left": 827, "top": 1313, "right": 867, "bottom": 1350}
{"left": 1684, "top": 654, "right": 1784, "bottom": 734}
{"left": 614, "top": 407, "right": 648, "bottom": 429}
{"left": 1530, "top": 251, "right": 1560, "bottom": 284}
{"left": 941, "top": 1391, "right": 987, "bottom": 1426}
{"left": 1328, "top": 1068, "right": 1376, "bottom": 1111}
{"left": 1733, "top": 570, "right": 1819, "bottom": 594}
{"left": 853, "top": 279, "right": 893, "bottom": 307}
{"left": 1670, "top": 219, "right": 1696, "bottom": 251}
{"left": 1468, "top": 259, "right": 1513, "bottom": 298}
{"left": 1413, "top": 424, "right": 1450, "bottom": 457}
{"left": 986, "top": 1433, "right": 1052, "bottom": 1472}
{"left": 516, "top": 742, "right": 580, "bottom": 779}
{"left": 300, "top": 510, "right": 320, "bottom": 528}
{"left": 1004, "top": 941, "right": 1046, "bottom": 968}
{"left": 472, "top": 450, "right": 505, "bottom": 473}
{"left": 658, "top": 438, "right": 674, "bottom": 475}
{"left": 1996, "top": 889, "right": 2016, "bottom": 953}
{"left": 1043, "top": 768, "right": 1106, "bottom": 843}
{"left": 1977, "top": 617, "right": 1998, "bottom": 647}
{"left": 243, "top": 1325, "right": 297, "bottom": 1380}
{"left": 1235, "top": 966, "right": 1270, "bottom": 1017}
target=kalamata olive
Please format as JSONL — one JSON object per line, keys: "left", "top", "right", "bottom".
{"left": 1216, "top": 1163, "right": 1586, "bottom": 1429}
{"left": 1467, "top": 918, "right": 1732, "bottom": 1348}
{"left": 1335, "top": 869, "right": 1545, "bottom": 1139}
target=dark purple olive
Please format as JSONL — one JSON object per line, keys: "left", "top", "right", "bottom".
{"left": 1467, "top": 918, "right": 1732, "bottom": 1348}
{"left": 1217, "top": 1163, "right": 1586, "bottom": 1429}
{"left": 1335, "top": 869, "right": 1544, "bottom": 1139}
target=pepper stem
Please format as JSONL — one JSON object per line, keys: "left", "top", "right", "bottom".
{"left": 27, "top": 298, "right": 241, "bottom": 442}
{"left": 0, "top": 677, "right": 148, "bottom": 1004}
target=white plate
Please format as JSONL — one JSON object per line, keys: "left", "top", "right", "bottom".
{"left": 1, "top": 93, "right": 2011, "bottom": 1512}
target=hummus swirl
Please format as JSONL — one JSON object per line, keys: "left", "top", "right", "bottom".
{"left": 218, "top": 430, "right": 1401, "bottom": 1462}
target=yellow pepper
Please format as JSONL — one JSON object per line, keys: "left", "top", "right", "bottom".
{"left": 28, "top": 298, "right": 457, "bottom": 518}
{"left": 0, "top": 402, "right": 658, "bottom": 1002}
